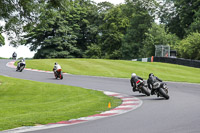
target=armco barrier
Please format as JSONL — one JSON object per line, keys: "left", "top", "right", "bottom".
{"left": 153, "top": 57, "right": 200, "bottom": 68}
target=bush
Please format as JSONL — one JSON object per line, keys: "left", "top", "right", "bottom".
{"left": 177, "top": 32, "right": 200, "bottom": 60}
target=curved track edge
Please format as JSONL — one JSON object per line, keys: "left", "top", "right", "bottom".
{"left": 2, "top": 61, "right": 143, "bottom": 133}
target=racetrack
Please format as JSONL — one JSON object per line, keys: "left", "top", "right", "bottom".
{"left": 1, "top": 59, "right": 200, "bottom": 133}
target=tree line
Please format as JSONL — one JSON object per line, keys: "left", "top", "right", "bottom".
{"left": 0, "top": 0, "right": 200, "bottom": 60}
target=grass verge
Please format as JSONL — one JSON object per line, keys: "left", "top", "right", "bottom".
{"left": 22, "top": 58, "right": 200, "bottom": 83}
{"left": 0, "top": 75, "right": 121, "bottom": 131}
{"left": 0, "top": 57, "right": 7, "bottom": 59}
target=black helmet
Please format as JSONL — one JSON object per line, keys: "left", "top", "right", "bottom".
{"left": 149, "top": 73, "right": 154, "bottom": 77}
{"left": 55, "top": 62, "right": 57, "bottom": 65}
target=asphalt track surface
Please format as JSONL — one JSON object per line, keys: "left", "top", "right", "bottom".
{"left": 1, "top": 59, "right": 200, "bottom": 133}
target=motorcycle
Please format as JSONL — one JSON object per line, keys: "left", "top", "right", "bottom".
{"left": 16, "top": 62, "right": 25, "bottom": 72}
{"left": 54, "top": 69, "right": 63, "bottom": 80}
{"left": 133, "top": 80, "right": 150, "bottom": 96}
{"left": 152, "top": 82, "right": 169, "bottom": 99}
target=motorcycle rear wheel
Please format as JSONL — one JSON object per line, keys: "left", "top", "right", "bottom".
{"left": 142, "top": 86, "right": 150, "bottom": 96}
{"left": 60, "top": 72, "right": 63, "bottom": 79}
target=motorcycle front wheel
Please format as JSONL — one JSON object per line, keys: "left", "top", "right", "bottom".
{"left": 19, "top": 66, "right": 25, "bottom": 72}
{"left": 54, "top": 72, "right": 58, "bottom": 79}
{"left": 158, "top": 88, "right": 169, "bottom": 99}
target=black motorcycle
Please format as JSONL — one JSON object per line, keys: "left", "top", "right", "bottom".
{"left": 16, "top": 62, "right": 25, "bottom": 72}
{"left": 54, "top": 69, "right": 63, "bottom": 80}
{"left": 152, "top": 82, "right": 169, "bottom": 99}
{"left": 133, "top": 80, "right": 150, "bottom": 96}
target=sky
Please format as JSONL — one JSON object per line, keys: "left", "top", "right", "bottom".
{"left": 0, "top": 0, "right": 124, "bottom": 58}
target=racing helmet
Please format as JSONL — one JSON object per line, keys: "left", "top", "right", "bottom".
{"left": 149, "top": 73, "right": 154, "bottom": 77}
{"left": 131, "top": 73, "right": 136, "bottom": 77}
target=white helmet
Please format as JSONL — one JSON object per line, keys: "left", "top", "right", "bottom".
{"left": 131, "top": 73, "right": 136, "bottom": 77}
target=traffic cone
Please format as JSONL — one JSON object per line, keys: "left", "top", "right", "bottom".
{"left": 108, "top": 102, "right": 111, "bottom": 108}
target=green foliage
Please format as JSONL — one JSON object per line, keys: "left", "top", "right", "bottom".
{"left": 177, "top": 32, "right": 200, "bottom": 60}
{"left": 122, "top": 0, "right": 156, "bottom": 59}
{"left": 97, "top": 1, "right": 114, "bottom": 13}
{"left": 22, "top": 0, "right": 101, "bottom": 59}
{"left": 99, "top": 5, "right": 128, "bottom": 59}
{"left": 0, "top": 34, "right": 5, "bottom": 46}
{"left": 187, "top": 9, "right": 200, "bottom": 34}
{"left": 142, "top": 23, "right": 179, "bottom": 57}
{"left": 161, "top": 0, "right": 200, "bottom": 38}
{"left": 0, "top": 0, "right": 73, "bottom": 46}
{"left": 84, "top": 44, "right": 102, "bottom": 58}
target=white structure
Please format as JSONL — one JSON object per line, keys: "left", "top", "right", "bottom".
{"left": 155, "top": 45, "right": 170, "bottom": 57}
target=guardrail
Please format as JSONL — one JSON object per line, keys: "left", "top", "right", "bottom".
{"left": 153, "top": 57, "right": 200, "bottom": 68}
{"left": 132, "top": 56, "right": 200, "bottom": 68}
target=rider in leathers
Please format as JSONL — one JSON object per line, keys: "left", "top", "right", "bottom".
{"left": 53, "top": 62, "right": 62, "bottom": 75}
{"left": 147, "top": 73, "right": 163, "bottom": 95}
{"left": 130, "top": 73, "right": 144, "bottom": 92}
{"left": 17, "top": 59, "right": 26, "bottom": 70}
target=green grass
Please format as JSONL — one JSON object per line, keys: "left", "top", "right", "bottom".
{"left": 0, "top": 57, "right": 7, "bottom": 59}
{"left": 22, "top": 58, "right": 200, "bottom": 83}
{"left": 0, "top": 75, "right": 121, "bottom": 131}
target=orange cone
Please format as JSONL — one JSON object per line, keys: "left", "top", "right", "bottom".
{"left": 108, "top": 102, "right": 111, "bottom": 108}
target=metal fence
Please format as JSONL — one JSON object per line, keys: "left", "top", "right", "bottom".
{"left": 155, "top": 45, "right": 170, "bottom": 57}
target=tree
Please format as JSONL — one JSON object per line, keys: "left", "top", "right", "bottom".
{"left": 177, "top": 32, "right": 200, "bottom": 60}
{"left": 0, "top": 0, "right": 43, "bottom": 46}
{"left": 24, "top": 7, "right": 82, "bottom": 58}
{"left": 160, "top": 0, "right": 200, "bottom": 38}
{"left": 84, "top": 44, "right": 102, "bottom": 58}
{"left": 0, "top": 34, "right": 5, "bottom": 46}
{"left": 0, "top": 0, "right": 75, "bottom": 46}
{"left": 187, "top": 9, "right": 200, "bottom": 34}
{"left": 99, "top": 4, "right": 129, "bottom": 59}
{"left": 22, "top": 0, "right": 102, "bottom": 58}
{"left": 75, "top": 0, "right": 100, "bottom": 52}
{"left": 121, "top": 0, "right": 157, "bottom": 59}
{"left": 142, "top": 23, "right": 179, "bottom": 57}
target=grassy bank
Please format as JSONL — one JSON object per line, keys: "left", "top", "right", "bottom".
{"left": 23, "top": 59, "right": 200, "bottom": 83}
{"left": 0, "top": 76, "right": 121, "bottom": 131}
{"left": 0, "top": 57, "right": 7, "bottom": 59}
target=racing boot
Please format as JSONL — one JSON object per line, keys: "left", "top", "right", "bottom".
{"left": 151, "top": 89, "right": 155, "bottom": 95}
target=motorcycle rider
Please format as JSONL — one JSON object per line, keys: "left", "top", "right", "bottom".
{"left": 53, "top": 62, "right": 62, "bottom": 75}
{"left": 17, "top": 58, "right": 26, "bottom": 70}
{"left": 147, "top": 73, "right": 163, "bottom": 95}
{"left": 130, "top": 73, "right": 144, "bottom": 92}
{"left": 12, "top": 52, "right": 17, "bottom": 60}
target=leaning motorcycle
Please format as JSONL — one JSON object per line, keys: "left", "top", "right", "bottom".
{"left": 133, "top": 80, "right": 150, "bottom": 96}
{"left": 152, "top": 82, "right": 169, "bottom": 99}
{"left": 16, "top": 62, "right": 25, "bottom": 72}
{"left": 54, "top": 69, "right": 63, "bottom": 80}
